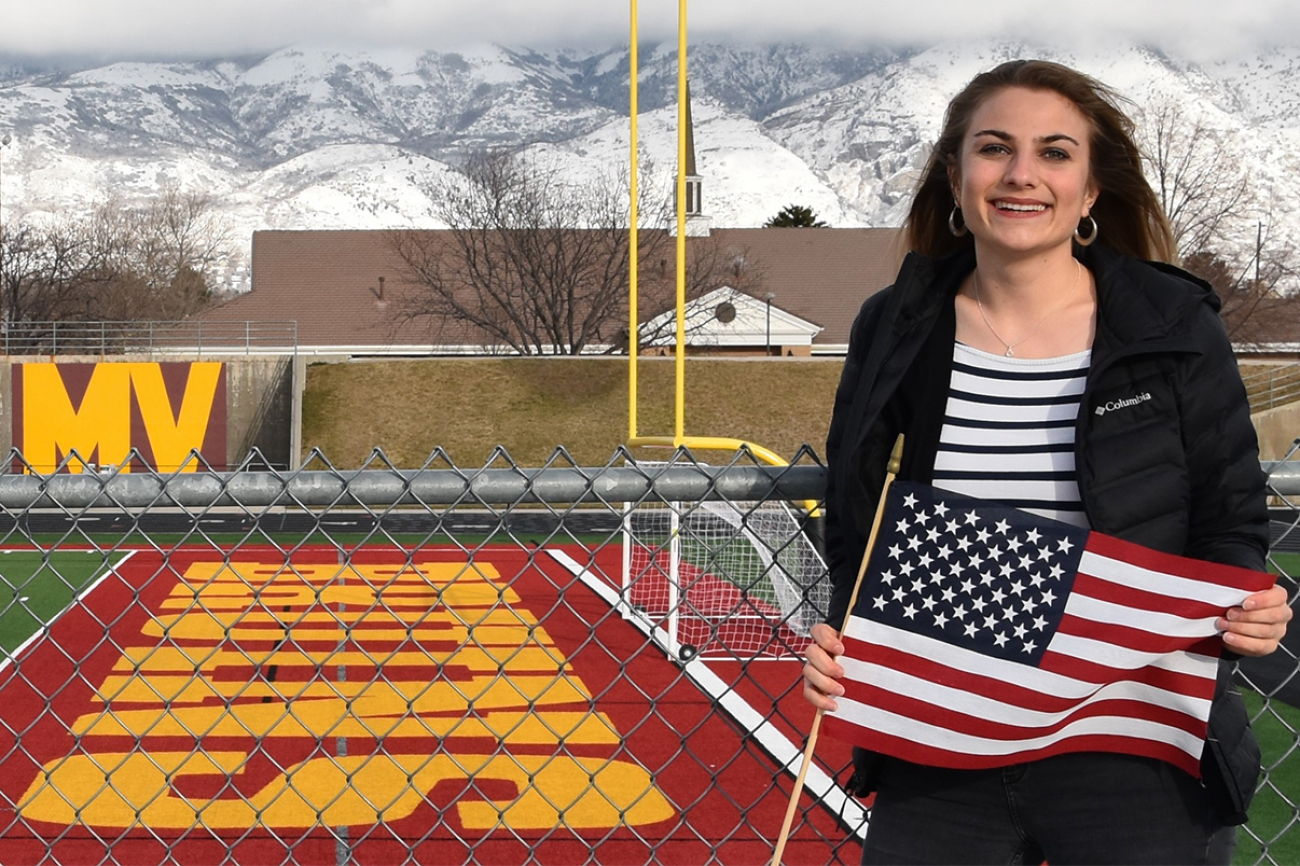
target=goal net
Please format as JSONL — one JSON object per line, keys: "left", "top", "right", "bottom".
{"left": 621, "top": 480, "right": 830, "bottom": 660}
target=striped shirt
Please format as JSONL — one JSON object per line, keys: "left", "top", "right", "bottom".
{"left": 933, "top": 342, "right": 1091, "bottom": 527}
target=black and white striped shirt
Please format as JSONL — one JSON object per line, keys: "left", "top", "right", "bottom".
{"left": 933, "top": 343, "right": 1091, "bottom": 527}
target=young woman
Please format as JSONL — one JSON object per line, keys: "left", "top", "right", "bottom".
{"left": 802, "top": 60, "right": 1292, "bottom": 864}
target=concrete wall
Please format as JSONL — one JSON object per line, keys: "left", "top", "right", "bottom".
{"left": 1, "top": 355, "right": 295, "bottom": 471}
{"left": 1253, "top": 401, "right": 1300, "bottom": 462}
{"left": 223, "top": 357, "right": 295, "bottom": 469}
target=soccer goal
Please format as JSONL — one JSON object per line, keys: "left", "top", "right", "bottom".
{"left": 621, "top": 470, "right": 830, "bottom": 660}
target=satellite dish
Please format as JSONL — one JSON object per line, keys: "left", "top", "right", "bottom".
{"left": 714, "top": 301, "right": 736, "bottom": 324}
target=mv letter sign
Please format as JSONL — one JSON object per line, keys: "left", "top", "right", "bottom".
{"left": 13, "top": 362, "right": 227, "bottom": 474}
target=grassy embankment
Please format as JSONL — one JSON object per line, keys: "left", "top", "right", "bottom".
{"left": 301, "top": 356, "right": 845, "bottom": 468}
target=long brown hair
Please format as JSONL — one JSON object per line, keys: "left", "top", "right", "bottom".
{"left": 905, "top": 60, "right": 1176, "bottom": 263}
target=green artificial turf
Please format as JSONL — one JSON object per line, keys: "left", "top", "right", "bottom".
{"left": 1236, "top": 690, "right": 1300, "bottom": 864}
{"left": 0, "top": 550, "right": 117, "bottom": 653}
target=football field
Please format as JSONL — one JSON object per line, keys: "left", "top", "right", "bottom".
{"left": 0, "top": 542, "right": 858, "bottom": 865}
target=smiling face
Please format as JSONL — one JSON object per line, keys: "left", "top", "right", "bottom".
{"left": 950, "top": 86, "right": 1099, "bottom": 263}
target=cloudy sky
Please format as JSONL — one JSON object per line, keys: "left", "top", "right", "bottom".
{"left": 4, "top": 0, "right": 1299, "bottom": 61}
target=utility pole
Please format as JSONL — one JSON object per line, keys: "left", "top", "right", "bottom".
{"left": 0, "top": 133, "right": 10, "bottom": 329}
{"left": 764, "top": 292, "right": 776, "bottom": 356}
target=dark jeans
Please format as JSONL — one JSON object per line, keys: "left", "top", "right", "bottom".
{"left": 861, "top": 753, "right": 1236, "bottom": 865}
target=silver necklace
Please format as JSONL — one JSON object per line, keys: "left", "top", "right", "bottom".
{"left": 974, "top": 259, "right": 1082, "bottom": 358}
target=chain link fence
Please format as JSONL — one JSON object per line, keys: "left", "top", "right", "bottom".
{"left": 0, "top": 445, "right": 1298, "bottom": 865}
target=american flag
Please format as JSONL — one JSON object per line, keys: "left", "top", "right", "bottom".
{"left": 823, "top": 482, "right": 1273, "bottom": 777}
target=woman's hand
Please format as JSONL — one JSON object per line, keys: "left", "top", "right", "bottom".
{"left": 1218, "top": 583, "right": 1293, "bottom": 657}
{"left": 803, "top": 622, "right": 847, "bottom": 712}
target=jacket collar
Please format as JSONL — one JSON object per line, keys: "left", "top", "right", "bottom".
{"left": 890, "top": 244, "right": 1219, "bottom": 357}
{"left": 1082, "top": 244, "right": 1220, "bottom": 355}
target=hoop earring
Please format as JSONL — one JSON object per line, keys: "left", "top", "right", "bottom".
{"left": 1074, "top": 214, "right": 1099, "bottom": 247}
{"left": 948, "top": 206, "right": 968, "bottom": 238}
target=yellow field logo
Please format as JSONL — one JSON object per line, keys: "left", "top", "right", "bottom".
{"left": 13, "top": 362, "right": 227, "bottom": 473}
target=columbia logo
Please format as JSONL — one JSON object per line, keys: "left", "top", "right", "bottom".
{"left": 1095, "top": 392, "right": 1153, "bottom": 416}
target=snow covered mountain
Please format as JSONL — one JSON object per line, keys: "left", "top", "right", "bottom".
{"left": 1, "top": 40, "right": 1298, "bottom": 290}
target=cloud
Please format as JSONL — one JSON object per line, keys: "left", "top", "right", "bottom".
{"left": 2, "top": 0, "right": 1298, "bottom": 60}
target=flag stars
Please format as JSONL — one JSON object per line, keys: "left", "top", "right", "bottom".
{"left": 873, "top": 488, "right": 1089, "bottom": 662}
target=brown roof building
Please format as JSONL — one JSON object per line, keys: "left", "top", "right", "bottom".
{"left": 199, "top": 227, "right": 906, "bottom": 357}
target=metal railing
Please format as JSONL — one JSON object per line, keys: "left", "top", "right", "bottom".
{"left": 0, "top": 321, "right": 298, "bottom": 356}
{"left": 1246, "top": 363, "right": 1300, "bottom": 413}
{"left": 0, "top": 446, "right": 1297, "bottom": 865}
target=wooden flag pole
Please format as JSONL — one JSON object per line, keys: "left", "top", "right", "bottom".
{"left": 771, "top": 434, "right": 904, "bottom": 865}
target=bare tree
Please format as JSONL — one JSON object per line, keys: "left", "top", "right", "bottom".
{"left": 1139, "top": 97, "right": 1248, "bottom": 258}
{"left": 1183, "top": 217, "right": 1300, "bottom": 344}
{"left": 0, "top": 184, "right": 232, "bottom": 329}
{"left": 90, "top": 185, "right": 233, "bottom": 320}
{"left": 1138, "top": 97, "right": 1299, "bottom": 345}
{"left": 390, "top": 149, "right": 762, "bottom": 355}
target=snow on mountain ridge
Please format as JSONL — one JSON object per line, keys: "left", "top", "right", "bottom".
{"left": 1, "top": 39, "right": 1298, "bottom": 294}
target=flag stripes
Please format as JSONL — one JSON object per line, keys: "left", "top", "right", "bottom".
{"left": 824, "top": 482, "right": 1273, "bottom": 777}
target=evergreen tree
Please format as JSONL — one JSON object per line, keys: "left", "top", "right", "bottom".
{"left": 763, "top": 204, "right": 828, "bottom": 228}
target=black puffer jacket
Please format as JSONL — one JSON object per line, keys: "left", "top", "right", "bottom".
{"left": 825, "top": 243, "right": 1269, "bottom": 822}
